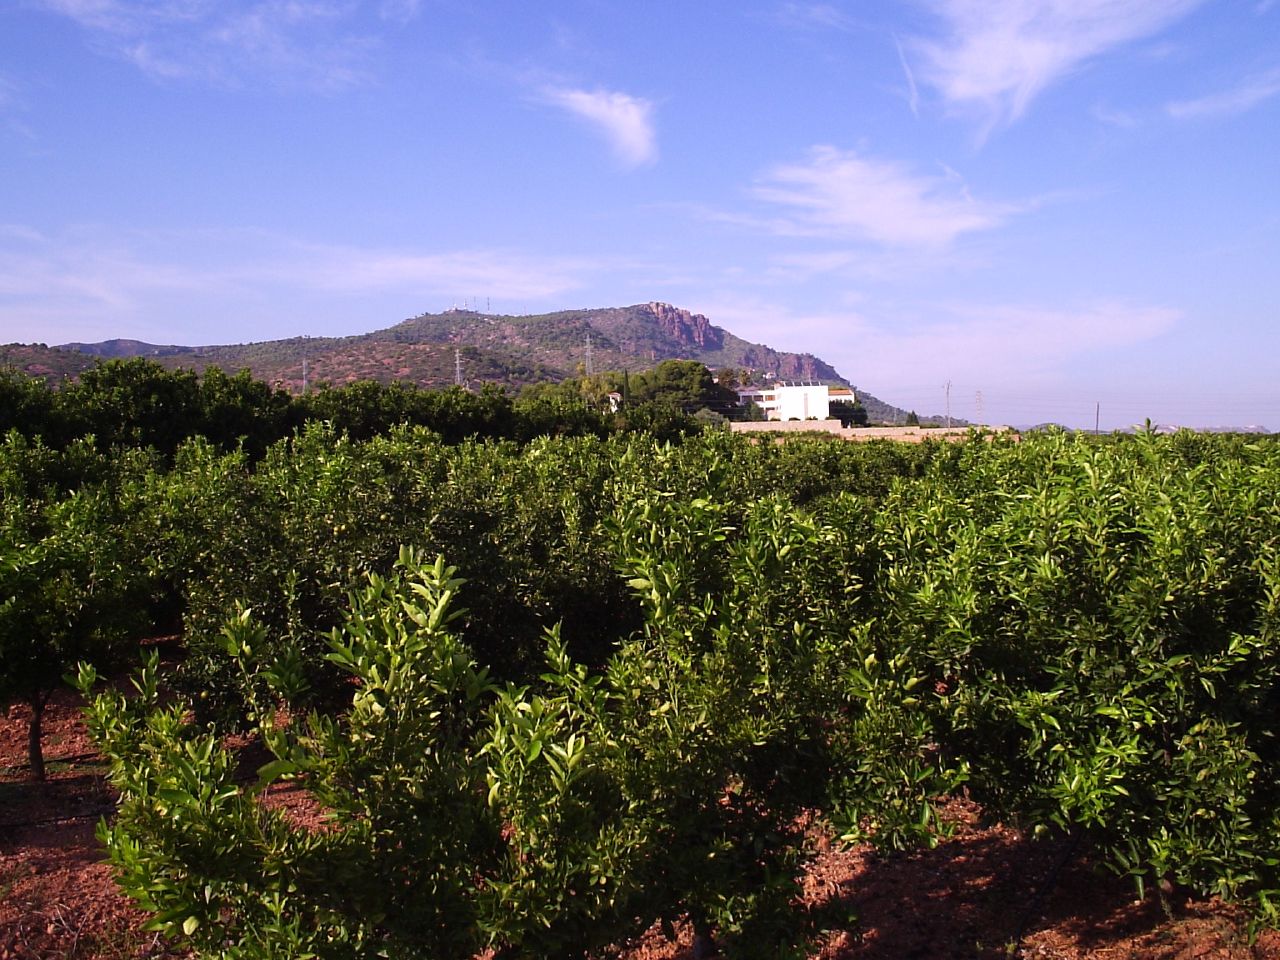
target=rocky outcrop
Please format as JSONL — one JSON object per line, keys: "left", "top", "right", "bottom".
{"left": 640, "top": 302, "right": 724, "bottom": 351}
{"left": 740, "top": 347, "right": 841, "bottom": 383}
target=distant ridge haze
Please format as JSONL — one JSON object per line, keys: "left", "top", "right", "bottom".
{"left": 11, "top": 302, "right": 917, "bottom": 412}
{"left": 47, "top": 302, "right": 848, "bottom": 392}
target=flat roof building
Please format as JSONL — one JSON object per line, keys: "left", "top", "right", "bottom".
{"left": 738, "top": 381, "right": 830, "bottom": 421}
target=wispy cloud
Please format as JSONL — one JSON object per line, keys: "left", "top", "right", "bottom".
{"left": 538, "top": 86, "right": 657, "bottom": 168}
{"left": 0, "top": 224, "right": 220, "bottom": 342}
{"left": 0, "top": 225, "right": 609, "bottom": 343}
{"left": 0, "top": 73, "right": 18, "bottom": 109}
{"left": 377, "top": 0, "right": 420, "bottom": 25}
{"left": 748, "top": 146, "right": 1018, "bottom": 248}
{"left": 903, "top": 300, "right": 1180, "bottom": 375}
{"left": 842, "top": 300, "right": 1182, "bottom": 424}
{"left": 911, "top": 0, "right": 1205, "bottom": 134}
{"left": 32, "top": 0, "right": 410, "bottom": 90}
{"left": 1091, "top": 102, "right": 1137, "bottom": 128}
{"left": 690, "top": 295, "right": 855, "bottom": 359}
{"left": 775, "top": 3, "right": 855, "bottom": 32}
{"left": 894, "top": 34, "right": 920, "bottom": 117}
{"left": 1166, "top": 68, "right": 1280, "bottom": 119}
{"left": 699, "top": 296, "right": 1179, "bottom": 409}
{"left": 279, "top": 242, "right": 602, "bottom": 299}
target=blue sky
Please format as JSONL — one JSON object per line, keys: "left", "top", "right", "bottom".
{"left": 2, "top": 1, "right": 1278, "bottom": 428}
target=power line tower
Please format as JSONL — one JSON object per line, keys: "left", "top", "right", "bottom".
{"left": 585, "top": 332, "right": 594, "bottom": 377}
{"left": 975, "top": 390, "right": 984, "bottom": 425}
{"left": 945, "top": 379, "right": 952, "bottom": 428}
{"left": 454, "top": 348, "right": 464, "bottom": 388}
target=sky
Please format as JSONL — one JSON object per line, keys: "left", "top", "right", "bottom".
{"left": 2, "top": 1, "right": 1278, "bottom": 429}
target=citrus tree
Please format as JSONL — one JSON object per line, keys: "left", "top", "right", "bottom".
{"left": 1, "top": 435, "right": 152, "bottom": 779}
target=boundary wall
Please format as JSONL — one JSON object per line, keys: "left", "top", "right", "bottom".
{"left": 728, "top": 421, "right": 1012, "bottom": 443}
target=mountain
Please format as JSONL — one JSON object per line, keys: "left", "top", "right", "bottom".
{"left": 24, "top": 301, "right": 910, "bottom": 419}
{"left": 1, "top": 343, "right": 97, "bottom": 380}
{"left": 376, "top": 302, "right": 844, "bottom": 384}
{"left": 58, "top": 339, "right": 195, "bottom": 359}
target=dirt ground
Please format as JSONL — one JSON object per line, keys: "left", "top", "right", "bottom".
{"left": 4, "top": 687, "right": 1279, "bottom": 960}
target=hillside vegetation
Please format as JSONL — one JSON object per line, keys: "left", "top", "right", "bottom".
{"left": 20, "top": 301, "right": 913, "bottom": 422}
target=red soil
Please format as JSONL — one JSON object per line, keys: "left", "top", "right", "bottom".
{"left": 4, "top": 688, "right": 1278, "bottom": 960}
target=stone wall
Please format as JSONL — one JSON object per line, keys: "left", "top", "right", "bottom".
{"left": 729, "top": 421, "right": 1007, "bottom": 443}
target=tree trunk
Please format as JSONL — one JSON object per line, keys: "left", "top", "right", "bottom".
{"left": 691, "top": 914, "right": 718, "bottom": 959}
{"left": 28, "top": 695, "right": 47, "bottom": 782}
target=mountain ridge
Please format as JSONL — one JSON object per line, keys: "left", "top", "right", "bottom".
{"left": 46, "top": 302, "right": 851, "bottom": 390}
{"left": 10, "top": 302, "right": 915, "bottom": 423}
{"left": 370, "top": 302, "right": 846, "bottom": 384}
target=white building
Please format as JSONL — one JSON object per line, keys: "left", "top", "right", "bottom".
{"left": 738, "top": 381, "right": 830, "bottom": 420}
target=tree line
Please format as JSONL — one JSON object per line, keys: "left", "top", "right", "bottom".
{"left": 0, "top": 356, "right": 784, "bottom": 459}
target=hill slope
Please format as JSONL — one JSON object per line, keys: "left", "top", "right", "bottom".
{"left": 377, "top": 302, "right": 844, "bottom": 383}
{"left": 27, "top": 302, "right": 916, "bottom": 420}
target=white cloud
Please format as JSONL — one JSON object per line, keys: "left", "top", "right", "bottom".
{"left": 775, "top": 3, "right": 855, "bottom": 32}
{"left": 0, "top": 226, "right": 608, "bottom": 344}
{"left": 841, "top": 300, "right": 1183, "bottom": 425}
{"left": 35, "top": 0, "right": 214, "bottom": 33}
{"left": 690, "top": 296, "right": 858, "bottom": 362}
{"left": 849, "top": 300, "right": 1179, "bottom": 399}
{"left": 749, "top": 146, "right": 1017, "bottom": 248}
{"left": 377, "top": 0, "right": 420, "bottom": 24}
{"left": 0, "top": 74, "right": 39, "bottom": 142}
{"left": 32, "top": 0, "right": 404, "bottom": 90}
{"left": 894, "top": 34, "right": 921, "bottom": 117}
{"left": 691, "top": 295, "right": 1179, "bottom": 422}
{"left": 539, "top": 86, "right": 657, "bottom": 168}
{"left": 1091, "top": 102, "right": 1137, "bottom": 128}
{"left": 278, "top": 242, "right": 600, "bottom": 300}
{"left": 911, "top": 0, "right": 1205, "bottom": 133}
{"left": 1166, "top": 68, "right": 1280, "bottom": 119}
{"left": 0, "top": 72, "right": 22, "bottom": 116}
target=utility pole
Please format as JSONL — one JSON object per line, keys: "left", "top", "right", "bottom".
{"left": 1095, "top": 401, "right": 1101, "bottom": 435}
{"left": 975, "top": 390, "right": 984, "bottom": 426}
{"left": 585, "top": 332, "right": 593, "bottom": 377}
{"left": 301, "top": 336, "right": 308, "bottom": 396}
{"left": 945, "top": 379, "right": 952, "bottom": 428}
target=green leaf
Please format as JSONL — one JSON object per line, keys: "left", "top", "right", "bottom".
{"left": 256, "top": 759, "right": 299, "bottom": 785}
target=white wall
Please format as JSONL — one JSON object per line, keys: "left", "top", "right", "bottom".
{"left": 738, "top": 382, "right": 830, "bottom": 420}
{"left": 774, "top": 383, "right": 829, "bottom": 420}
